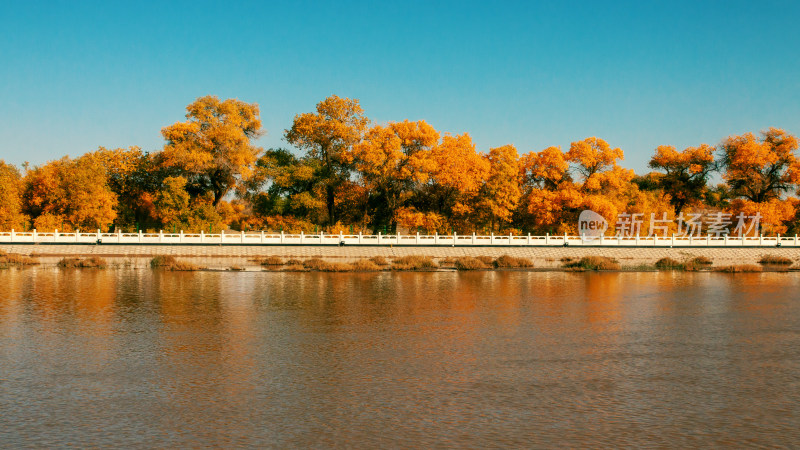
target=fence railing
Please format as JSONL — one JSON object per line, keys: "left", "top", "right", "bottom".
{"left": 0, "top": 230, "right": 797, "bottom": 247}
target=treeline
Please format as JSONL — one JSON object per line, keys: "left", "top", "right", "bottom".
{"left": 1, "top": 95, "right": 799, "bottom": 235}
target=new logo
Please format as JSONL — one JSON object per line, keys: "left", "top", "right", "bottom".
{"left": 578, "top": 210, "right": 608, "bottom": 240}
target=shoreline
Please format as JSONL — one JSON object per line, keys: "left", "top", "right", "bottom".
{"left": 3, "top": 244, "right": 799, "bottom": 272}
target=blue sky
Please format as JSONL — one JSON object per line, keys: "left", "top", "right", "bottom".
{"left": 1, "top": 0, "right": 798, "bottom": 173}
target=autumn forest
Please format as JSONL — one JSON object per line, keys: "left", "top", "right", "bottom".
{"left": 1, "top": 95, "right": 799, "bottom": 236}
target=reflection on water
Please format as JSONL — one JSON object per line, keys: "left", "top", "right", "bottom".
{"left": 1, "top": 269, "right": 799, "bottom": 447}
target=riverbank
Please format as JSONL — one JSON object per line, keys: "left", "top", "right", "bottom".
{"left": 2, "top": 244, "right": 800, "bottom": 271}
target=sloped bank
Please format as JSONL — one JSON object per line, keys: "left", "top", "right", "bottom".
{"left": 2, "top": 244, "right": 800, "bottom": 272}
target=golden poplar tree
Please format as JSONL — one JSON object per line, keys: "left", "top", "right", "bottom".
{"left": 161, "top": 96, "right": 263, "bottom": 206}
{"left": 285, "top": 95, "right": 368, "bottom": 225}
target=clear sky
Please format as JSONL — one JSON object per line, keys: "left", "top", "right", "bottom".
{"left": 1, "top": 0, "right": 798, "bottom": 173}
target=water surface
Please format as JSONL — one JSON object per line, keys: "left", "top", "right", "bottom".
{"left": 1, "top": 269, "right": 798, "bottom": 447}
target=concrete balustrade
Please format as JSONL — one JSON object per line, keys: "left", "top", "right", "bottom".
{"left": 0, "top": 229, "right": 796, "bottom": 247}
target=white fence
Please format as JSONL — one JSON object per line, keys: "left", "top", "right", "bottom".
{"left": 0, "top": 230, "right": 797, "bottom": 247}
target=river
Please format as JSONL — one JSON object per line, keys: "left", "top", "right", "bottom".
{"left": 1, "top": 268, "right": 798, "bottom": 447}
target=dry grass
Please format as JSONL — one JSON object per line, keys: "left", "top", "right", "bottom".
{"left": 476, "top": 255, "right": 495, "bottom": 266}
{"left": 303, "top": 258, "right": 329, "bottom": 271}
{"left": 391, "top": 255, "right": 438, "bottom": 271}
{"left": 713, "top": 265, "right": 763, "bottom": 273}
{"left": 286, "top": 259, "right": 303, "bottom": 266}
{"left": 260, "top": 256, "right": 284, "bottom": 266}
{"left": 0, "top": 251, "right": 40, "bottom": 268}
{"left": 229, "top": 266, "right": 245, "bottom": 271}
{"left": 758, "top": 254, "right": 793, "bottom": 265}
{"left": 655, "top": 257, "right": 684, "bottom": 270}
{"left": 494, "top": 254, "right": 533, "bottom": 268}
{"left": 439, "top": 256, "right": 456, "bottom": 264}
{"left": 352, "top": 259, "right": 382, "bottom": 271}
{"left": 562, "top": 256, "right": 620, "bottom": 271}
{"left": 150, "top": 255, "right": 202, "bottom": 271}
{"left": 369, "top": 256, "right": 390, "bottom": 266}
{"left": 282, "top": 264, "right": 307, "bottom": 272}
{"left": 560, "top": 256, "right": 577, "bottom": 263}
{"left": 454, "top": 256, "right": 490, "bottom": 270}
{"left": 684, "top": 256, "right": 713, "bottom": 271}
{"left": 58, "top": 257, "right": 107, "bottom": 269}
{"left": 302, "top": 258, "right": 355, "bottom": 272}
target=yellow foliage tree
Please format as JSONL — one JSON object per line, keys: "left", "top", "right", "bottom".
{"left": 424, "top": 133, "right": 490, "bottom": 232}
{"left": 23, "top": 156, "right": 117, "bottom": 231}
{"left": 648, "top": 144, "right": 715, "bottom": 215}
{"left": 285, "top": 95, "right": 368, "bottom": 225}
{"left": 720, "top": 128, "right": 800, "bottom": 202}
{"left": 0, "top": 161, "right": 29, "bottom": 230}
{"left": 161, "top": 96, "right": 263, "bottom": 206}
{"left": 352, "top": 120, "right": 439, "bottom": 232}
{"left": 475, "top": 144, "right": 521, "bottom": 230}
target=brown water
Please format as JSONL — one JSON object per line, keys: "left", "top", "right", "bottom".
{"left": 0, "top": 268, "right": 798, "bottom": 447}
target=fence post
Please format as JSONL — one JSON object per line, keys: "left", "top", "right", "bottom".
{"left": 759, "top": 233, "right": 763, "bottom": 246}
{"left": 434, "top": 232, "right": 437, "bottom": 245}
{"left": 671, "top": 233, "right": 675, "bottom": 247}
{"left": 54, "top": 229, "right": 59, "bottom": 243}
{"left": 97, "top": 229, "right": 101, "bottom": 243}
{"left": 159, "top": 230, "right": 164, "bottom": 243}
{"left": 200, "top": 230, "right": 204, "bottom": 243}
{"left": 724, "top": 234, "right": 728, "bottom": 246}
{"left": 416, "top": 231, "right": 419, "bottom": 245}
{"left": 453, "top": 231, "right": 457, "bottom": 247}
{"left": 76, "top": 229, "right": 80, "bottom": 243}
{"left": 241, "top": 230, "right": 244, "bottom": 244}
{"left": 359, "top": 231, "right": 363, "bottom": 244}
{"left": 545, "top": 233, "right": 549, "bottom": 245}
{"left": 9, "top": 229, "right": 14, "bottom": 243}
{"left": 33, "top": 229, "right": 37, "bottom": 242}
{"left": 220, "top": 229, "right": 224, "bottom": 244}
{"left": 564, "top": 232, "right": 568, "bottom": 246}
{"left": 138, "top": 229, "right": 143, "bottom": 243}
{"left": 300, "top": 231, "right": 304, "bottom": 244}
{"left": 118, "top": 228, "right": 122, "bottom": 243}
{"left": 280, "top": 230, "right": 284, "bottom": 244}
{"left": 378, "top": 231, "right": 381, "bottom": 245}
{"left": 527, "top": 232, "right": 531, "bottom": 246}
{"left": 490, "top": 232, "right": 494, "bottom": 245}
{"left": 180, "top": 230, "right": 184, "bottom": 243}
{"left": 261, "top": 230, "right": 265, "bottom": 244}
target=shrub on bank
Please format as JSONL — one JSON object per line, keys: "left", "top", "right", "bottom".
{"left": 260, "top": 256, "right": 284, "bottom": 266}
{"left": 713, "top": 265, "right": 763, "bottom": 273}
{"left": 494, "top": 254, "right": 533, "bottom": 268}
{"left": 476, "top": 256, "right": 495, "bottom": 266}
{"left": 0, "top": 251, "right": 39, "bottom": 268}
{"left": 562, "top": 256, "right": 620, "bottom": 271}
{"left": 655, "top": 257, "right": 684, "bottom": 270}
{"left": 758, "top": 254, "right": 793, "bottom": 265}
{"left": 454, "top": 256, "right": 490, "bottom": 270}
{"left": 368, "top": 256, "right": 389, "bottom": 266}
{"left": 352, "top": 259, "right": 382, "bottom": 271}
{"left": 58, "top": 257, "right": 107, "bottom": 269}
{"left": 150, "top": 255, "right": 202, "bottom": 271}
{"left": 391, "top": 255, "right": 437, "bottom": 271}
